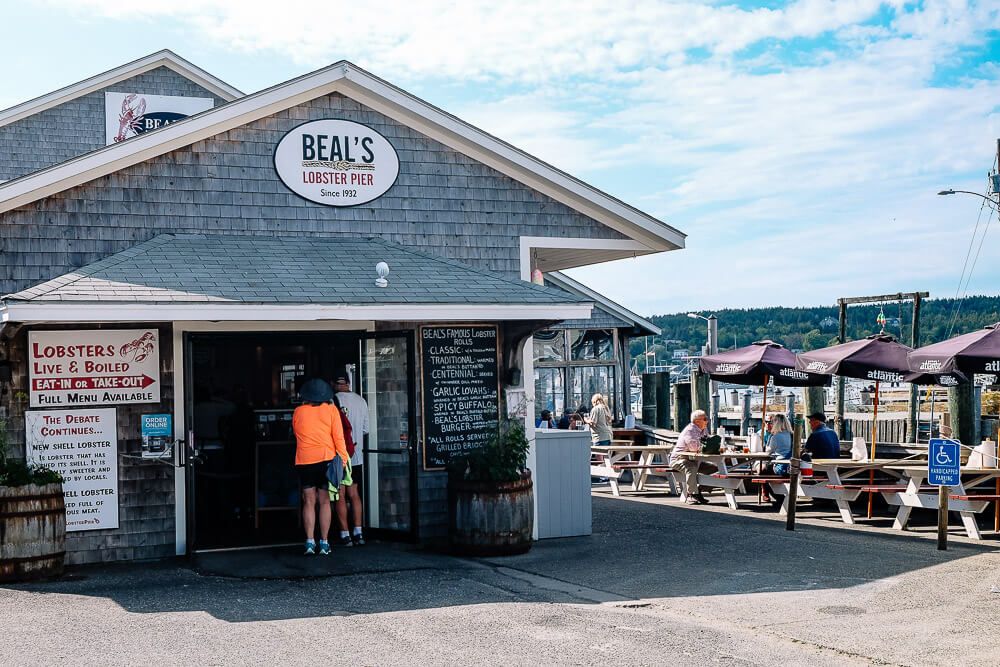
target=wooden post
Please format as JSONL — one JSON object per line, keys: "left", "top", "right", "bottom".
{"left": 907, "top": 294, "right": 922, "bottom": 442}
{"left": 740, "top": 390, "right": 752, "bottom": 436}
{"left": 655, "top": 371, "right": 671, "bottom": 430}
{"left": 641, "top": 372, "right": 657, "bottom": 427}
{"left": 673, "top": 382, "right": 692, "bottom": 431}
{"left": 804, "top": 386, "right": 825, "bottom": 435}
{"left": 835, "top": 299, "right": 847, "bottom": 438}
{"left": 691, "top": 370, "right": 710, "bottom": 417}
{"left": 948, "top": 382, "right": 975, "bottom": 447}
{"left": 786, "top": 418, "right": 803, "bottom": 531}
{"left": 937, "top": 485, "right": 949, "bottom": 551}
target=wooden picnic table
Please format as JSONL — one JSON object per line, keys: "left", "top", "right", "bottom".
{"left": 882, "top": 464, "right": 1000, "bottom": 540}
{"left": 759, "top": 459, "right": 909, "bottom": 523}
{"left": 675, "top": 451, "right": 772, "bottom": 510}
{"left": 591, "top": 444, "right": 674, "bottom": 496}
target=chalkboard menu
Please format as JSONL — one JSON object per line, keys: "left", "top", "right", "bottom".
{"left": 420, "top": 324, "right": 500, "bottom": 470}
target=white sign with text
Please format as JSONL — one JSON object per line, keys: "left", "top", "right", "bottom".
{"left": 105, "top": 92, "right": 213, "bottom": 144}
{"left": 26, "top": 408, "right": 119, "bottom": 532}
{"left": 274, "top": 119, "right": 400, "bottom": 206}
{"left": 29, "top": 329, "right": 160, "bottom": 408}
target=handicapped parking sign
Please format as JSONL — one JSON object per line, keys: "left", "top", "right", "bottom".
{"left": 928, "top": 438, "right": 960, "bottom": 486}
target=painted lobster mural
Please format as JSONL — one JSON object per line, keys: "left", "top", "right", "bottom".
{"left": 114, "top": 94, "right": 147, "bottom": 143}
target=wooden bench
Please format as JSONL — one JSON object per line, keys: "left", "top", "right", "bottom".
{"left": 950, "top": 494, "right": 1000, "bottom": 501}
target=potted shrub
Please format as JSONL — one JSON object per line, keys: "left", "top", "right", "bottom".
{"left": 0, "top": 419, "right": 67, "bottom": 582}
{"left": 448, "top": 420, "right": 534, "bottom": 556}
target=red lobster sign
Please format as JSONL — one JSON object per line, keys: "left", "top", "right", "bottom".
{"left": 114, "top": 94, "right": 146, "bottom": 143}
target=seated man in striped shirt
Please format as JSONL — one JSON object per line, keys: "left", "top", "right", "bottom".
{"left": 669, "top": 410, "right": 712, "bottom": 505}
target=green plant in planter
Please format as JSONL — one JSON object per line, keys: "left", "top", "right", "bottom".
{"left": 448, "top": 420, "right": 530, "bottom": 483}
{"left": 0, "top": 419, "right": 63, "bottom": 487}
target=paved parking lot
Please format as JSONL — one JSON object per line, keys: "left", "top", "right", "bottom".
{"left": 3, "top": 492, "right": 1000, "bottom": 666}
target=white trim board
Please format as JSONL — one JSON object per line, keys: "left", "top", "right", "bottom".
{"left": 0, "top": 49, "right": 242, "bottom": 129}
{"left": 2, "top": 302, "right": 592, "bottom": 324}
{"left": 0, "top": 60, "right": 684, "bottom": 253}
{"left": 519, "top": 237, "right": 655, "bottom": 278}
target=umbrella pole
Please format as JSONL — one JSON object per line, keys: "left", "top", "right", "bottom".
{"left": 867, "top": 380, "right": 880, "bottom": 519}
{"left": 759, "top": 374, "right": 769, "bottom": 505}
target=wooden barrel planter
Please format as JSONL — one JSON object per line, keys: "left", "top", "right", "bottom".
{"left": 449, "top": 471, "right": 534, "bottom": 556}
{"left": 0, "top": 483, "right": 66, "bottom": 582}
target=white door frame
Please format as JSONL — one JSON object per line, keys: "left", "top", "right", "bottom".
{"left": 171, "top": 319, "right": 374, "bottom": 555}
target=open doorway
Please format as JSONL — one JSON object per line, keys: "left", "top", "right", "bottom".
{"left": 186, "top": 330, "right": 415, "bottom": 551}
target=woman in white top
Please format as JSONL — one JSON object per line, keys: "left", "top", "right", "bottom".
{"left": 584, "top": 393, "right": 614, "bottom": 446}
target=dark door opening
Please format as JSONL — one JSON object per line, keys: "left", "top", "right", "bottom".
{"left": 186, "top": 330, "right": 415, "bottom": 551}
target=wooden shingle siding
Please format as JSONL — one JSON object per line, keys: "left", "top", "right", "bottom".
{"left": 4, "top": 323, "right": 176, "bottom": 564}
{"left": 555, "top": 305, "right": 630, "bottom": 330}
{"left": 1, "top": 92, "right": 627, "bottom": 295}
{"left": 0, "top": 67, "right": 228, "bottom": 182}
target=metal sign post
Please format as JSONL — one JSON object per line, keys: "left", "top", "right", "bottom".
{"left": 928, "top": 438, "right": 960, "bottom": 551}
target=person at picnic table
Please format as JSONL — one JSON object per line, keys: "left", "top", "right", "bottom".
{"left": 805, "top": 411, "right": 840, "bottom": 459}
{"left": 536, "top": 409, "right": 557, "bottom": 429}
{"left": 762, "top": 414, "right": 793, "bottom": 502}
{"left": 584, "top": 393, "right": 614, "bottom": 446}
{"left": 669, "top": 409, "right": 713, "bottom": 505}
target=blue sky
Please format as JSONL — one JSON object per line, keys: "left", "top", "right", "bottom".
{"left": 3, "top": 1, "right": 1000, "bottom": 315}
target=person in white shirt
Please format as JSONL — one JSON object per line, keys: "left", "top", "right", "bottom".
{"left": 669, "top": 410, "right": 711, "bottom": 505}
{"left": 335, "top": 376, "right": 369, "bottom": 546}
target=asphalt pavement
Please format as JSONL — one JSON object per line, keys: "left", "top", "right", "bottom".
{"left": 3, "top": 490, "right": 1000, "bottom": 666}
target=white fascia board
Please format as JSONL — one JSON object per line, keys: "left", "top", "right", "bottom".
{"left": 0, "top": 59, "right": 683, "bottom": 253}
{"left": 1, "top": 302, "right": 592, "bottom": 324}
{"left": 518, "top": 236, "right": 655, "bottom": 278}
{"left": 545, "top": 271, "right": 662, "bottom": 336}
{"left": 0, "top": 50, "right": 242, "bottom": 129}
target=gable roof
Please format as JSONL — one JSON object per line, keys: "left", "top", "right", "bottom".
{"left": 0, "top": 50, "right": 242, "bottom": 130}
{"left": 0, "top": 59, "right": 684, "bottom": 254}
{"left": 545, "top": 271, "right": 661, "bottom": 337}
{"left": 1, "top": 234, "right": 592, "bottom": 323}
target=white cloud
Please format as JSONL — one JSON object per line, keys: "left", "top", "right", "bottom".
{"left": 37, "top": 0, "right": 890, "bottom": 80}
{"left": 23, "top": 0, "right": 1000, "bottom": 314}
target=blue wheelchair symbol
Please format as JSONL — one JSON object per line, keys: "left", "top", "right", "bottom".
{"left": 935, "top": 447, "right": 954, "bottom": 466}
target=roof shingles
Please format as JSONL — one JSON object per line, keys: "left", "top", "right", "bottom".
{"left": 3, "top": 233, "right": 587, "bottom": 307}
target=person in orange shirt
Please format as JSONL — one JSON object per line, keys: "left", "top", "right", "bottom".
{"left": 293, "top": 378, "right": 347, "bottom": 555}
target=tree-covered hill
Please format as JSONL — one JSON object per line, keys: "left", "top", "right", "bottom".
{"left": 631, "top": 295, "right": 1000, "bottom": 371}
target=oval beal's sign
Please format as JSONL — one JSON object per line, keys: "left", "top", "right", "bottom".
{"left": 274, "top": 119, "right": 399, "bottom": 206}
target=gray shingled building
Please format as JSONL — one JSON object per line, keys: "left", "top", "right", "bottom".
{"left": 0, "top": 51, "right": 682, "bottom": 562}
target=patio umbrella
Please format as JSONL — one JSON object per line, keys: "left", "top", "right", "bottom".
{"left": 907, "top": 322, "right": 1000, "bottom": 376}
{"left": 700, "top": 340, "right": 829, "bottom": 437}
{"left": 699, "top": 340, "right": 831, "bottom": 387}
{"left": 909, "top": 324, "right": 1000, "bottom": 530}
{"left": 796, "top": 334, "right": 913, "bottom": 517}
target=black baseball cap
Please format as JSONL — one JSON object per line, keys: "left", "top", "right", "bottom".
{"left": 807, "top": 411, "right": 826, "bottom": 421}
{"left": 334, "top": 376, "right": 350, "bottom": 385}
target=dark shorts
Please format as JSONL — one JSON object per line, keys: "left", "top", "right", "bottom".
{"left": 296, "top": 461, "right": 329, "bottom": 490}
{"left": 352, "top": 464, "right": 363, "bottom": 500}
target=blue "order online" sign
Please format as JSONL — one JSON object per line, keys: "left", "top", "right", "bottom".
{"left": 928, "top": 439, "right": 960, "bottom": 486}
